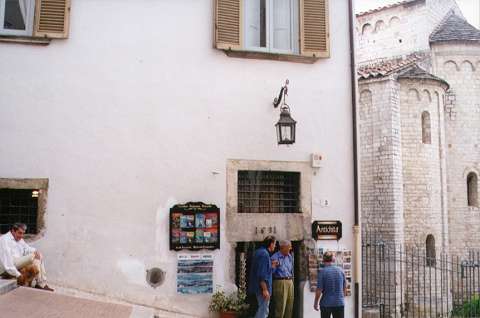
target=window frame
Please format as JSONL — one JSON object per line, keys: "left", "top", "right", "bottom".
{"left": 0, "top": 0, "right": 36, "bottom": 37}
{"left": 421, "top": 111, "right": 431, "bottom": 144}
{"left": 426, "top": 234, "right": 436, "bottom": 267}
{"left": 467, "top": 172, "right": 478, "bottom": 208}
{"left": 243, "top": 0, "right": 299, "bottom": 55}
{"left": 0, "top": 178, "right": 48, "bottom": 241}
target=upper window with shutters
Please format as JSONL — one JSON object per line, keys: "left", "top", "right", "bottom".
{"left": 215, "top": 0, "right": 329, "bottom": 62}
{"left": 0, "top": 0, "right": 70, "bottom": 42}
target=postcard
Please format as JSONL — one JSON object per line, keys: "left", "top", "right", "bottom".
{"left": 195, "top": 230, "right": 204, "bottom": 243}
{"left": 172, "top": 213, "right": 182, "bottom": 228}
{"left": 195, "top": 214, "right": 205, "bottom": 228}
{"left": 180, "top": 215, "right": 195, "bottom": 228}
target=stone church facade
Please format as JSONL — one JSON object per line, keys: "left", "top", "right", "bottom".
{"left": 356, "top": 0, "right": 480, "bottom": 257}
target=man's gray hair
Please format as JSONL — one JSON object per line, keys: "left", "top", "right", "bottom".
{"left": 12, "top": 223, "right": 27, "bottom": 231}
{"left": 279, "top": 240, "right": 291, "bottom": 247}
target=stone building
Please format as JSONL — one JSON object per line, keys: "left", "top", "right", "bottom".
{"left": 357, "top": 0, "right": 480, "bottom": 256}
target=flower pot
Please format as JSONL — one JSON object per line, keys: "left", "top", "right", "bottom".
{"left": 219, "top": 312, "right": 238, "bottom": 318}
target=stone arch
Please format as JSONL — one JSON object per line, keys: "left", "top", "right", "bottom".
{"left": 422, "top": 89, "right": 432, "bottom": 103}
{"left": 374, "top": 20, "right": 386, "bottom": 33}
{"left": 389, "top": 16, "right": 400, "bottom": 27}
{"left": 467, "top": 172, "right": 478, "bottom": 207}
{"left": 362, "top": 23, "right": 373, "bottom": 35}
{"left": 426, "top": 235, "right": 436, "bottom": 267}
{"left": 444, "top": 60, "right": 459, "bottom": 72}
{"left": 461, "top": 60, "right": 475, "bottom": 72}
{"left": 422, "top": 111, "right": 432, "bottom": 144}
{"left": 408, "top": 88, "right": 420, "bottom": 102}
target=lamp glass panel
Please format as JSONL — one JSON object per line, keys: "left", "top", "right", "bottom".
{"left": 281, "top": 125, "right": 291, "bottom": 142}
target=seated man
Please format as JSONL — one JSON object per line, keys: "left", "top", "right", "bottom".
{"left": 0, "top": 223, "right": 53, "bottom": 291}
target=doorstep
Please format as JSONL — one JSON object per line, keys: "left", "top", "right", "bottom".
{"left": 0, "top": 279, "right": 17, "bottom": 295}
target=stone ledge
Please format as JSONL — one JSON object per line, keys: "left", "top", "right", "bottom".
{"left": 0, "top": 279, "right": 17, "bottom": 295}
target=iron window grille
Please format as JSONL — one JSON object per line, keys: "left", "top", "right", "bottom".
{"left": 0, "top": 189, "right": 38, "bottom": 234}
{"left": 238, "top": 170, "right": 300, "bottom": 213}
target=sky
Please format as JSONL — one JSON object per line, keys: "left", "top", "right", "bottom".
{"left": 355, "top": 0, "right": 480, "bottom": 28}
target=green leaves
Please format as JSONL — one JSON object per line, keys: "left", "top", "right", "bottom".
{"left": 208, "top": 289, "right": 250, "bottom": 313}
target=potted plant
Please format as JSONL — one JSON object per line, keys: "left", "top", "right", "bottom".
{"left": 208, "top": 289, "right": 249, "bottom": 318}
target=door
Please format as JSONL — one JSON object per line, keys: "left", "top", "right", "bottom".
{"left": 235, "top": 241, "right": 303, "bottom": 318}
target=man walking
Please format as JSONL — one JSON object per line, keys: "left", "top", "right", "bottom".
{"left": 313, "top": 252, "right": 346, "bottom": 318}
{"left": 0, "top": 223, "right": 53, "bottom": 291}
{"left": 248, "top": 235, "right": 276, "bottom": 318}
{"left": 271, "top": 240, "right": 294, "bottom": 318}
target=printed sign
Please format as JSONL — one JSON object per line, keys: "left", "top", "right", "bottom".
{"left": 312, "top": 220, "right": 342, "bottom": 240}
{"left": 177, "top": 254, "right": 213, "bottom": 294}
{"left": 170, "top": 202, "right": 220, "bottom": 251}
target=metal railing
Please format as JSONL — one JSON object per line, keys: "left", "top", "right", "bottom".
{"left": 362, "top": 232, "right": 480, "bottom": 317}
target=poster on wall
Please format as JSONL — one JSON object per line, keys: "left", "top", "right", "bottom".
{"left": 170, "top": 202, "right": 220, "bottom": 251}
{"left": 177, "top": 254, "right": 214, "bottom": 294}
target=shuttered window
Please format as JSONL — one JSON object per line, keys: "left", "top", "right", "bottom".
{"left": 0, "top": 0, "right": 70, "bottom": 38}
{"left": 215, "top": 0, "right": 329, "bottom": 58}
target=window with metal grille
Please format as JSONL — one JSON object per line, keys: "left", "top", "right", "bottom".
{"left": 0, "top": 189, "right": 38, "bottom": 234}
{"left": 238, "top": 170, "right": 300, "bottom": 213}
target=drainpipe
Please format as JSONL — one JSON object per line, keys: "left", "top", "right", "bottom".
{"left": 347, "top": 0, "right": 361, "bottom": 317}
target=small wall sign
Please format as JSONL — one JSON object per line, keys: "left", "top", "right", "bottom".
{"left": 312, "top": 220, "right": 342, "bottom": 240}
{"left": 170, "top": 202, "right": 220, "bottom": 251}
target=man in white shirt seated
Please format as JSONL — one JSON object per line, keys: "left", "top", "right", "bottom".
{"left": 0, "top": 223, "right": 53, "bottom": 291}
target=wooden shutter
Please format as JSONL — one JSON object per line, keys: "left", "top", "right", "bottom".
{"left": 34, "top": 0, "right": 71, "bottom": 39}
{"left": 215, "top": 0, "right": 242, "bottom": 50}
{"left": 300, "top": 0, "right": 329, "bottom": 58}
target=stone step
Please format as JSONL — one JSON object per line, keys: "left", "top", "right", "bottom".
{"left": 0, "top": 279, "right": 17, "bottom": 295}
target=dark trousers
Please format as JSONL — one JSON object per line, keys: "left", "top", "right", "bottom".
{"left": 320, "top": 306, "right": 344, "bottom": 318}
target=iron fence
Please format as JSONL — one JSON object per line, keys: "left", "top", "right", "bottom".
{"left": 362, "top": 232, "right": 480, "bottom": 317}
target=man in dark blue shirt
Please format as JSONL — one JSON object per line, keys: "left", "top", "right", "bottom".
{"left": 313, "top": 252, "right": 346, "bottom": 318}
{"left": 271, "top": 240, "right": 294, "bottom": 318}
{"left": 248, "top": 235, "right": 277, "bottom": 318}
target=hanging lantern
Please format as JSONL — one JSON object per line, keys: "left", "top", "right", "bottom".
{"left": 275, "top": 106, "right": 296, "bottom": 144}
{"left": 273, "top": 79, "right": 296, "bottom": 145}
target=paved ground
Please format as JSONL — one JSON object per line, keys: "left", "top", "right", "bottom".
{"left": 0, "top": 287, "right": 133, "bottom": 318}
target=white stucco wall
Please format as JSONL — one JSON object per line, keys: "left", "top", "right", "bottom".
{"left": 0, "top": 0, "right": 356, "bottom": 317}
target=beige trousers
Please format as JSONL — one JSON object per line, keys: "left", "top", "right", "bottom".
{"left": 14, "top": 254, "right": 48, "bottom": 287}
{"left": 273, "top": 279, "right": 294, "bottom": 318}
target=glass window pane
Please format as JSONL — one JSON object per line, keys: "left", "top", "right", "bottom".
{"left": 272, "top": 0, "right": 292, "bottom": 50}
{"left": 4, "top": 0, "right": 26, "bottom": 30}
{"left": 245, "top": 0, "right": 267, "bottom": 48}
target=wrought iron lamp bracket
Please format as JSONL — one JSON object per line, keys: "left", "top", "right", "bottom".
{"left": 273, "top": 79, "right": 290, "bottom": 110}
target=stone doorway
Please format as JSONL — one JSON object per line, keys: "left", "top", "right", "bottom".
{"left": 235, "top": 240, "right": 305, "bottom": 318}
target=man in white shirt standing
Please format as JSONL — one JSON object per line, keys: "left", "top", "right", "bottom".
{"left": 0, "top": 223, "right": 53, "bottom": 291}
